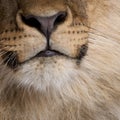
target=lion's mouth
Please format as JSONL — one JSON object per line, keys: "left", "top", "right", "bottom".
{"left": 33, "top": 44, "right": 88, "bottom": 60}
{"left": 35, "top": 49, "right": 65, "bottom": 57}
{"left": 2, "top": 44, "right": 88, "bottom": 69}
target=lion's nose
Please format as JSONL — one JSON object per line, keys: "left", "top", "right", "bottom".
{"left": 22, "top": 11, "right": 67, "bottom": 39}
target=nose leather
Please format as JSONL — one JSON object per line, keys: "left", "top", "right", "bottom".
{"left": 22, "top": 11, "right": 67, "bottom": 49}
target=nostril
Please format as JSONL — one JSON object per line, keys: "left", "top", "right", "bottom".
{"left": 20, "top": 11, "right": 67, "bottom": 40}
{"left": 54, "top": 11, "right": 67, "bottom": 26}
{"left": 20, "top": 12, "right": 67, "bottom": 50}
{"left": 21, "top": 15, "right": 41, "bottom": 30}
{"left": 21, "top": 12, "right": 67, "bottom": 29}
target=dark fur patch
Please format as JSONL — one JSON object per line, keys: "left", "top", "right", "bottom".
{"left": 78, "top": 44, "right": 88, "bottom": 60}
{"left": 2, "top": 51, "right": 19, "bottom": 69}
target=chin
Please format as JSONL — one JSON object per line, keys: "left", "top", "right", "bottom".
{"left": 10, "top": 56, "right": 80, "bottom": 93}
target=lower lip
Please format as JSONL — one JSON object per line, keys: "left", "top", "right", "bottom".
{"left": 36, "top": 50, "right": 62, "bottom": 57}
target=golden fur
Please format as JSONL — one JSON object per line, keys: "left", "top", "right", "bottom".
{"left": 0, "top": 0, "right": 120, "bottom": 120}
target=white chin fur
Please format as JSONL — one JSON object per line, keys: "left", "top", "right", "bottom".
{"left": 14, "top": 57, "right": 79, "bottom": 92}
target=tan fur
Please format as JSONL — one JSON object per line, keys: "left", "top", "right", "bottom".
{"left": 0, "top": 0, "right": 120, "bottom": 120}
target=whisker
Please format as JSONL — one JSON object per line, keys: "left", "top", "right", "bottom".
{"left": 86, "top": 25, "right": 106, "bottom": 35}
{"left": 11, "top": 52, "right": 18, "bottom": 68}
{"left": 89, "top": 32, "right": 108, "bottom": 39}
{"left": 3, "top": 51, "right": 18, "bottom": 68}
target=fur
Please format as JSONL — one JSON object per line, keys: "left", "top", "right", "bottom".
{"left": 0, "top": 0, "right": 120, "bottom": 120}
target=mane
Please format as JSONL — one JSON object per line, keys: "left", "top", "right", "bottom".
{"left": 0, "top": 0, "right": 120, "bottom": 119}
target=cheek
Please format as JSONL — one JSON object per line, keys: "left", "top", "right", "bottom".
{"left": 0, "top": 27, "right": 46, "bottom": 63}
{"left": 51, "top": 23, "right": 89, "bottom": 57}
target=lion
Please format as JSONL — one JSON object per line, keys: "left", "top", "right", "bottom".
{"left": 0, "top": 0, "right": 120, "bottom": 119}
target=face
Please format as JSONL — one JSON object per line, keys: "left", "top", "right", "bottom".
{"left": 0, "top": 0, "right": 89, "bottom": 91}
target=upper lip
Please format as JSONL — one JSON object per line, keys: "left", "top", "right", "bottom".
{"left": 30, "top": 44, "right": 88, "bottom": 61}
{"left": 6, "top": 45, "right": 88, "bottom": 69}
{"left": 19, "top": 49, "right": 69, "bottom": 66}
